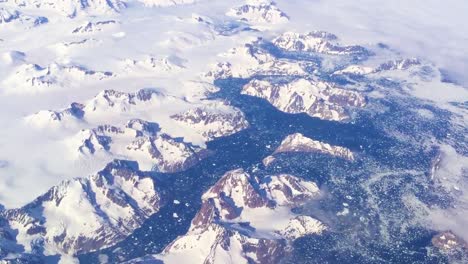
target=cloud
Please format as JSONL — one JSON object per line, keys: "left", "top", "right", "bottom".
{"left": 278, "top": 0, "right": 468, "bottom": 87}
{"left": 423, "top": 144, "right": 468, "bottom": 241}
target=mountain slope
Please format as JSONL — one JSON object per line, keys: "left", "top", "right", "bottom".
{"left": 127, "top": 169, "right": 325, "bottom": 263}
{"left": 2, "top": 160, "right": 162, "bottom": 255}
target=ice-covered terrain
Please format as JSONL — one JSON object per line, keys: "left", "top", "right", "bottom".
{"left": 128, "top": 169, "right": 325, "bottom": 264}
{"left": 0, "top": 0, "right": 467, "bottom": 263}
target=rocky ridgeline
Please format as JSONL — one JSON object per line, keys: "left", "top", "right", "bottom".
{"left": 66, "top": 118, "right": 211, "bottom": 172}
{"left": 2, "top": 0, "right": 126, "bottom": 17}
{"left": 242, "top": 78, "right": 366, "bottom": 121}
{"left": 205, "top": 40, "right": 312, "bottom": 80}
{"left": 72, "top": 20, "right": 118, "bottom": 34}
{"left": 25, "top": 89, "right": 173, "bottom": 129}
{"left": 205, "top": 30, "right": 372, "bottom": 82}
{"left": 1, "top": 63, "right": 113, "bottom": 94}
{"left": 171, "top": 103, "right": 249, "bottom": 141}
{"left": 0, "top": 160, "right": 161, "bottom": 255}
{"left": 0, "top": 7, "right": 48, "bottom": 27}
{"left": 227, "top": 0, "right": 289, "bottom": 24}
{"left": 272, "top": 31, "right": 368, "bottom": 56}
{"left": 127, "top": 169, "right": 325, "bottom": 264}
{"left": 432, "top": 231, "right": 468, "bottom": 254}
{"left": 334, "top": 58, "right": 423, "bottom": 76}
{"left": 25, "top": 88, "right": 248, "bottom": 172}
{"left": 263, "top": 133, "right": 355, "bottom": 166}
{"left": 120, "top": 56, "right": 185, "bottom": 75}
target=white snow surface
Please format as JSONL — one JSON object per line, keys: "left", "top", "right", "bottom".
{"left": 227, "top": 0, "right": 289, "bottom": 25}
{"left": 127, "top": 169, "right": 326, "bottom": 264}
{"left": 139, "top": 0, "right": 198, "bottom": 7}
{"left": 4, "top": 160, "right": 161, "bottom": 255}
{"left": 242, "top": 78, "right": 366, "bottom": 121}
{"left": 273, "top": 133, "right": 355, "bottom": 160}
{"left": 0, "top": 1, "right": 467, "bottom": 256}
{"left": 0, "top": 0, "right": 257, "bottom": 208}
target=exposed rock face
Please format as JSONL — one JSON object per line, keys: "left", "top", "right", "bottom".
{"left": 83, "top": 89, "right": 163, "bottom": 113}
{"left": 0, "top": 7, "right": 20, "bottom": 23}
{"left": 376, "top": 58, "right": 421, "bottom": 72}
{"left": 2, "top": 63, "right": 113, "bottom": 94}
{"left": 24, "top": 87, "right": 245, "bottom": 173}
{"left": 333, "top": 65, "right": 375, "bottom": 75}
{"left": 227, "top": 0, "right": 289, "bottom": 24}
{"left": 205, "top": 41, "right": 310, "bottom": 80}
{"left": 25, "top": 102, "right": 85, "bottom": 128}
{"left": 194, "top": 169, "right": 273, "bottom": 225}
{"left": 25, "top": 88, "right": 166, "bottom": 128}
{"left": 205, "top": 61, "right": 234, "bottom": 80}
{"left": 272, "top": 31, "right": 368, "bottom": 55}
{"left": 275, "top": 133, "right": 354, "bottom": 159}
{"left": 194, "top": 169, "right": 323, "bottom": 229}
{"left": 66, "top": 119, "right": 210, "bottom": 172}
{"left": 1, "top": 160, "right": 161, "bottom": 255}
{"left": 335, "top": 58, "right": 422, "bottom": 76}
{"left": 171, "top": 104, "right": 249, "bottom": 141}
{"left": 8, "top": 0, "right": 126, "bottom": 17}
{"left": 0, "top": 217, "right": 17, "bottom": 259}
{"left": 242, "top": 78, "right": 366, "bottom": 121}
{"left": 27, "top": 89, "right": 168, "bottom": 127}
{"left": 278, "top": 215, "right": 326, "bottom": 240}
{"left": 261, "top": 174, "right": 322, "bottom": 206}
{"left": 70, "top": 128, "right": 112, "bottom": 156}
{"left": 432, "top": 231, "right": 468, "bottom": 253}
{"left": 0, "top": 7, "right": 47, "bottom": 27}
{"left": 1, "top": 212, "right": 46, "bottom": 263}
{"left": 125, "top": 133, "right": 211, "bottom": 172}
{"left": 128, "top": 169, "right": 325, "bottom": 263}
{"left": 120, "top": 55, "right": 185, "bottom": 76}
{"left": 160, "top": 224, "right": 288, "bottom": 264}
{"left": 72, "top": 20, "right": 118, "bottom": 34}
{"left": 206, "top": 30, "right": 370, "bottom": 82}
{"left": 263, "top": 133, "right": 354, "bottom": 166}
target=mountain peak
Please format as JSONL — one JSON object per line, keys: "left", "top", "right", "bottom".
{"left": 273, "top": 31, "right": 368, "bottom": 55}
{"left": 227, "top": 0, "right": 289, "bottom": 24}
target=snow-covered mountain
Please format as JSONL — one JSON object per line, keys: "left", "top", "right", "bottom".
{"left": 205, "top": 40, "right": 311, "bottom": 80}
{"left": 273, "top": 31, "right": 368, "bottom": 56}
{"left": 71, "top": 20, "right": 118, "bottom": 34}
{"left": 4, "top": 0, "right": 126, "bottom": 17}
{"left": 0, "top": 7, "right": 47, "bottom": 27}
{"left": 242, "top": 78, "right": 366, "bottom": 121}
{"left": 25, "top": 87, "right": 249, "bottom": 172}
{"left": 25, "top": 89, "right": 175, "bottom": 128}
{"left": 274, "top": 133, "right": 354, "bottom": 159}
{"left": 127, "top": 169, "right": 325, "bottom": 263}
{"left": 25, "top": 87, "right": 248, "bottom": 168}
{"left": 432, "top": 231, "right": 468, "bottom": 253}
{"left": 263, "top": 133, "right": 354, "bottom": 166}
{"left": 171, "top": 102, "right": 249, "bottom": 141}
{"left": 1, "top": 160, "right": 161, "bottom": 255}
{"left": 1, "top": 0, "right": 467, "bottom": 263}
{"left": 66, "top": 122, "right": 211, "bottom": 172}
{"left": 2, "top": 63, "right": 113, "bottom": 94}
{"left": 0, "top": 7, "right": 19, "bottom": 24}
{"left": 119, "top": 55, "right": 185, "bottom": 76}
{"left": 1, "top": 50, "right": 26, "bottom": 65}
{"left": 139, "top": 0, "right": 197, "bottom": 7}
{"left": 0, "top": 217, "right": 22, "bottom": 260}
{"left": 24, "top": 102, "right": 85, "bottom": 129}
{"left": 227, "top": 0, "right": 289, "bottom": 24}
{"left": 334, "top": 58, "right": 423, "bottom": 76}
